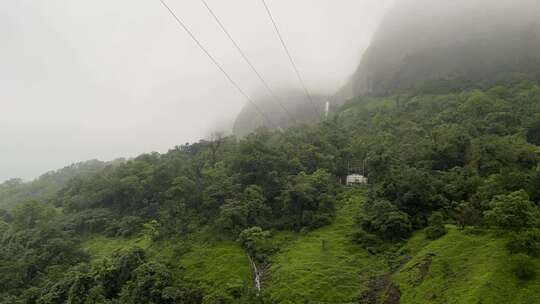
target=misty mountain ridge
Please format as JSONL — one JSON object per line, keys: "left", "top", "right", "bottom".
{"left": 233, "top": 88, "right": 329, "bottom": 136}
{"left": 340, "top": 0, "right": 540, "bottom": 98}
{"left": 3, "top": 1, "right": 540, "bottom": 303}
{"left": 233, "top": 0, "right": 540, "bottom": 135}
{"left": 0, "top": 159, "right": 119, "bottom": 210}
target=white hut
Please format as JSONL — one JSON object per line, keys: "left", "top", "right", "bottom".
{"left": 346, "top": 174, "right": 368, "bottom": 185}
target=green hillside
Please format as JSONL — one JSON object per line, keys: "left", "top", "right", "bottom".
{"left": 268, "top": 189, "right": 385, "bottom": 303}
{"left": 79, "top": 233, "right": 251, "bottom": 303}
{"left": 1, "top": 81, "right": 540, "bottom": 303}
{"left": 179, "top": 241, "right": 251, "bottom": 301}
{"left": 0, "top": 159, "right": 119, "bottom": 210}
{"left": 73, "top": 189, "right": 539, "bottom": 304}
{"left": 266, "top": 189, "right": 540, "bottom": 304}
{"left": 394, "top": 227, "right": 540, "bottom": 304}
{"left": 268, "top": 191, "right": 540, "bottom": 304}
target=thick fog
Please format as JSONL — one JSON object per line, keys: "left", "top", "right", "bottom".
{"left": 1, "top": 0, "right": 393, "bottom": 182}
{"left": 341, "top": 0, "right": 540, "bottom": 98}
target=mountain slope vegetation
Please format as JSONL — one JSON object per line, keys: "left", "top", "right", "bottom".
{"left": 394, "top": 227, "right": 540, "bottom": 304}
{"left": 1, "top": 80, "right": 540, "bottom": 303}
{"left": 2, "top": 1, "right": 540, "bottom": 300}
{"left": 267, "top": 190, "right": 386, "bottom": 303}
{"left": 0, "top": 159, "right": 120, "bottom": 210}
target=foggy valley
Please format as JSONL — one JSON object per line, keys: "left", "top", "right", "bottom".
{"left": 1, "top": 1, "right": 540, "bottom": 303}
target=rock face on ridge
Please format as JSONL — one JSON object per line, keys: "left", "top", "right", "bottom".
{"left": 234, "top": 0, "right": 540, "bottom": 135}
{"left": 340, "top": 0, "right": 540, "bottom": 99}
{"left": 233, "top": 89, "right": 326, "bottom": 137}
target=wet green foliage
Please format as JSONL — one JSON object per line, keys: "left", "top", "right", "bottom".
{"left": 1, "top": 82, "right": 540, "bottom": 302}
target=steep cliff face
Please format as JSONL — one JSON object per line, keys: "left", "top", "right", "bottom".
{"left": 234, "top": 0, "right": 540, "bottom": 135}
{"left": 341, "top": 0, "right": 540, "bottom": 99}
{"left": 233, "top": 89, "right": 326, "bottom": 137}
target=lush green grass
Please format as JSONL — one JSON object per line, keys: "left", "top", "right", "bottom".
{"left": 267, "top": 189, "right": 387, "bottom": 303}
{"left": 81, "top": 232, "right": 250, "bottom": 302}
{"left": 178, "top": 240, "right": 251, "bottom": 300}
{"left": 80, "top": 234, "right": 151, "bottom": 259}
{"left": 78, "top": 196, "right": 540, "bottom": 304}
{"left": 394, "top": 227, "right": 540, "bottom": 304}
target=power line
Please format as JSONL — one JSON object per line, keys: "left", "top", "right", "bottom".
{"left": 200, "top": 0, "right": 296, "bottom": 123}
{"left": 157, "top": 0, "right": 277, "bottom": 129}
{"left": 260, "top": 0, "right": 321, "bottom": 117}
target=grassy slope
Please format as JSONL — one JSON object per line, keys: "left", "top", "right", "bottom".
{"left": 78, "top": 192, "right": 540, "bottom": 304}
{"left": 394, "top": 227, "right": 540, "bottom": 304}
{"left": 267, "top": 189, "right": 387, "bottom": 303}
{"left": 80, "top": 233, "right": 250, "bottom": 301}
{"left": 178, "top": 241, "right": 251, "bottom": 299}
{"left": 267, "top": 190, "right": 540, "bottom": 304}
{"left": 80, "top": 234, "right": 152, "bottom": 259}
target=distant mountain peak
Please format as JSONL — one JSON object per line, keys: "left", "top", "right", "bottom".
{"left": 339, "top": 0, "right": 540, "bottom": 99}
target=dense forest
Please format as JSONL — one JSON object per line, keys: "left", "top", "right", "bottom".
{"left": 0, "top": 160, "right": 119, "bottom": 211}
{"left": 3, "top": 1, "right": 540, "bottom": 302}
{"left": 1, "top": 78, "right": 540, "bottom": 303}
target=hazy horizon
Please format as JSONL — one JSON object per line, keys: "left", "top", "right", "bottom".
{"left": 1, "top": 0, "right": 393, "bottom": 182}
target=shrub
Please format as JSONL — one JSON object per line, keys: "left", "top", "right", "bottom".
{"left": 277, "top": 169, "right": 336, "bottom": 231}
{"left": 105, "top": 216, "right": 144, "bottom": 237}
{"left": 101, "top": 247, "right": 146, "bottom": 298}
{"left": 484, "top": 190, "right": 540, "bottom": 230}
{"left": 511, "top": 254, "right": 537, "bottom": 280}
{"left": 359, "top": 200, "right": 412, "bottom": 240}
{"left": 238, "top": 227, "right": 276, "bottom": 263}
{"left": 453, "top": 201, "right": 482, "bottom": 229}
{"left": 118, "top": 262, "right": 175, "bottom": 303}
{"left": 0, "top": 209, "right": 12, "bottom": 223}
{"left": 425, "top": 212, "right": 448, "bottom": 240}
{"left": 425, "top": 225, "right": 448, "bottom": 240}
{"left": 216, "top": 185, "right": 271, "bottom": 235}
{"left": 12, "top": 200, "right": 57, "bottom": 230}
{"left": 142, "top": 220, "right": 161, "bottom": 241}
{"left": 506, "top": 229, "right": 540, "bottom": 256}
{"left": 353, "top": 229, "right": 383, "bottom": 253}
{"left": 61, "top": 208, "right": 114, "bottom": 234}
{"left": 526, "top": 117, "right": 540, "bottom": 145}
{"left": 0, "top": 220, "right": 8, "bottom": 237}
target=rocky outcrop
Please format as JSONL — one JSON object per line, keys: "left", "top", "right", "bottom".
{"left": 340, "top": 0, "right": 540, "bottom": 99}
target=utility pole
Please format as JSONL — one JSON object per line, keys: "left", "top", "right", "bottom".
{"left": 324, "top": 101, "right": 329, "bottom": 120}
{"left": 362, "top": 158, "right": 366, "bottom": 176}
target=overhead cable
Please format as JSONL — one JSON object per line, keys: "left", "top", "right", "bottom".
{"left": 200, "top": 0, "right": 296, "bottom": 122}
{"left": 260, "top": 0, "right": 321, "bottom": 117}
{"left": 157, "top": 0, "right": 277, "bottom": 128}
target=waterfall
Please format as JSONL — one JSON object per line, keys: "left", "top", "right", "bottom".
{"left": 248, "top": 255, "right": 261, "bottom": 293}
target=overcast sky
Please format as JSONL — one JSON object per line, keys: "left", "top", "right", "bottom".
{"left": 1, "top": 0, "right": 393, "bottom": 182}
